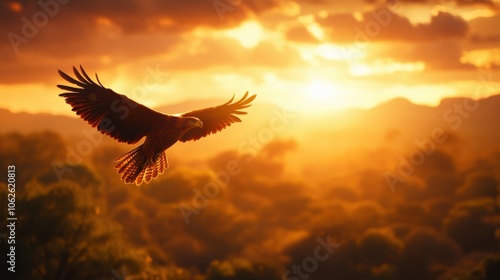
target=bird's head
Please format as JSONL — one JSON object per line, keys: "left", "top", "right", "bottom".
{"left": 184, "top": 117, "right": 203, "bottom": 128}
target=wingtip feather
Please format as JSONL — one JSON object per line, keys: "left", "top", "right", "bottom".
{"left": 79, "top": 65, "right": 100, "bottom": 86}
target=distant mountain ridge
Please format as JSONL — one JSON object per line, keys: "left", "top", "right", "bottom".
{"left": 0, "top": 108, "right": 88, "bottom": 135}
{"left": 2, "top": 94, "right": 500, "bottom": 156}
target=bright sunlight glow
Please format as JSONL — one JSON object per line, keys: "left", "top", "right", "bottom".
{"left": 224, "top": 21, "right": 263, "bottom": 48}
{"left": 300, "top": 79, "right": 344, "bottom": 111}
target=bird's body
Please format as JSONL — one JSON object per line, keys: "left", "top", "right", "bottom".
{"left": 113, "top": 116, "right": 195, "bottom": 185}
{"left": 58, "top": 66, "right": 256, "bottom": 185}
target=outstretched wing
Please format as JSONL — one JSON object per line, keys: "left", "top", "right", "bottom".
{"left": 58, "top": 66, "right": 164, "bottom": 144}
{"left": 179, "top": 92, "right": 256, "bottom": 142}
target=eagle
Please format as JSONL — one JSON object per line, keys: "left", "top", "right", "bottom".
{"left": 58, "top": 66, "right": 256, "bottom": 185}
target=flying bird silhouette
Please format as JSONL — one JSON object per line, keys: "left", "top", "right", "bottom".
{"left": 58, "top": 66, "right": 256, "bottom": 185}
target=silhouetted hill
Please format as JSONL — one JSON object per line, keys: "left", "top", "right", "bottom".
{"left": 0, "top": 101, "right": 292, "bottom": 160}
{"left": 0, "top": 108, "right": 88, "bottom": 135}
{"left": 2, "top": 94, "right": 500, "bottom": 158}
{"left": 328, "top": 94, "right": 500, "bottom": 150}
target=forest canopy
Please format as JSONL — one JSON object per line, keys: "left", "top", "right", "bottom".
{"left": 0, "top": 125, "right": 499, "bottom": 279}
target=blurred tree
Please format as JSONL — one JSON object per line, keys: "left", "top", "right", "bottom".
{"left": 399, "top": 227, "right": 460, "bottom": 280}
{"left": 350, "top": 201, "right": 385, "bottom": 231}
{"left": 416, "top": 150, "right": 455, "bottom": 179}
{"left": 205, "top": 259, "right": 280, "bottom": 280}
{"left": 424, "top": 174, "right": 460, "bottom": 199}
{"left": 452, "top": 254, "right": 500, "bottom": 280}
{"left": 325, "top": 185, "right": 358, "bottom": 202}
{"left": 144, "top": 168, "right": 209, "bottom": 203}
{"left": 261, "top": 138, "right": 297, "bottom": 159}
{"left": 0, "top": 131, "right": 66, "bottom": 189}
{"left": 106, "top": 187, "right": 130, "bottom": 208}
{"left": 114, "top": 203, "right": 149, "bottom": 246}
{"left": 456, "top": 173, "right": 498, "bottom": 200}
{"left": 38, "top": 164, "right": 102, "bottom": 196}
{"left": 180, "top": 203, "right": 260, "bottom": 270}
{"left": 0, "top": 182, "right": 145, "bottom": 280}
{"left": 387, "top": 202, "right": 427, "bottom": 225}
{"left": 484, "top": 254, "right": 500, "bottom": 280}
{"left": 424, "top": 198, "right": 454, "bottom": 229}
{"left": 443, "top": 198, "right": 499, "bottom": 252}
{"left": 357, "top": 228, "right": 403, "bottom": 265}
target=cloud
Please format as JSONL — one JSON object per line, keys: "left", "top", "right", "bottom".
{"left": 0, "top": 33, "right": 306, "bottom": 86}
{"left": 0, "top": 0, "right": 288, "bottom": 84}
{"left": 0, "top": 0, "right": 284, "bottom": 35}
{"left": 285, "top": 25, "right": 319, "bottom": 43}
{"left": 317, "top": 9, "right": 468, "bottom": 42}
{"left": 470, "top": 34, "right": 500, "bottom": 44}
{"left": 0, "top": 31, "right": 184, "bottom": 84}
{"left": 417, "top": 11, "right": 468, "bottom": 38}
{"left": 456, "top": 0, "right": 494, "bottom": 5}
{"left": 364, "top": 39, "right": 476, "bottom": 70}
{"left": 384, "top": 0, "right": 495, "bottom": 5}
{"left": 468, "top": 14, "right": 500, "bottom": 47}
{"left": 302, "top": 0, "right": 373, "bottom": 13}
{"left": 315, "top": 13, "right": 363, "bottom": 43}
{"left": 165, "top": 38, "right": 305, "bottom": 71}
{"left": 1, "top": 0, "right": 500, "bottom": 119}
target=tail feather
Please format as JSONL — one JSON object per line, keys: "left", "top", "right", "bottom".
{"left": 114, "top": 145, "right": 168, "bottom": 185}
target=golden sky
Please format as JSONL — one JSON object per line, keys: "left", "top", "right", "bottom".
{"left": 1, "top": 0, "right": 500, "bottom": 115}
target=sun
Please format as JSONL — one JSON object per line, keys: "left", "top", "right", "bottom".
{"left": 300, "top": 79, "right": 344, "bottom": 112}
